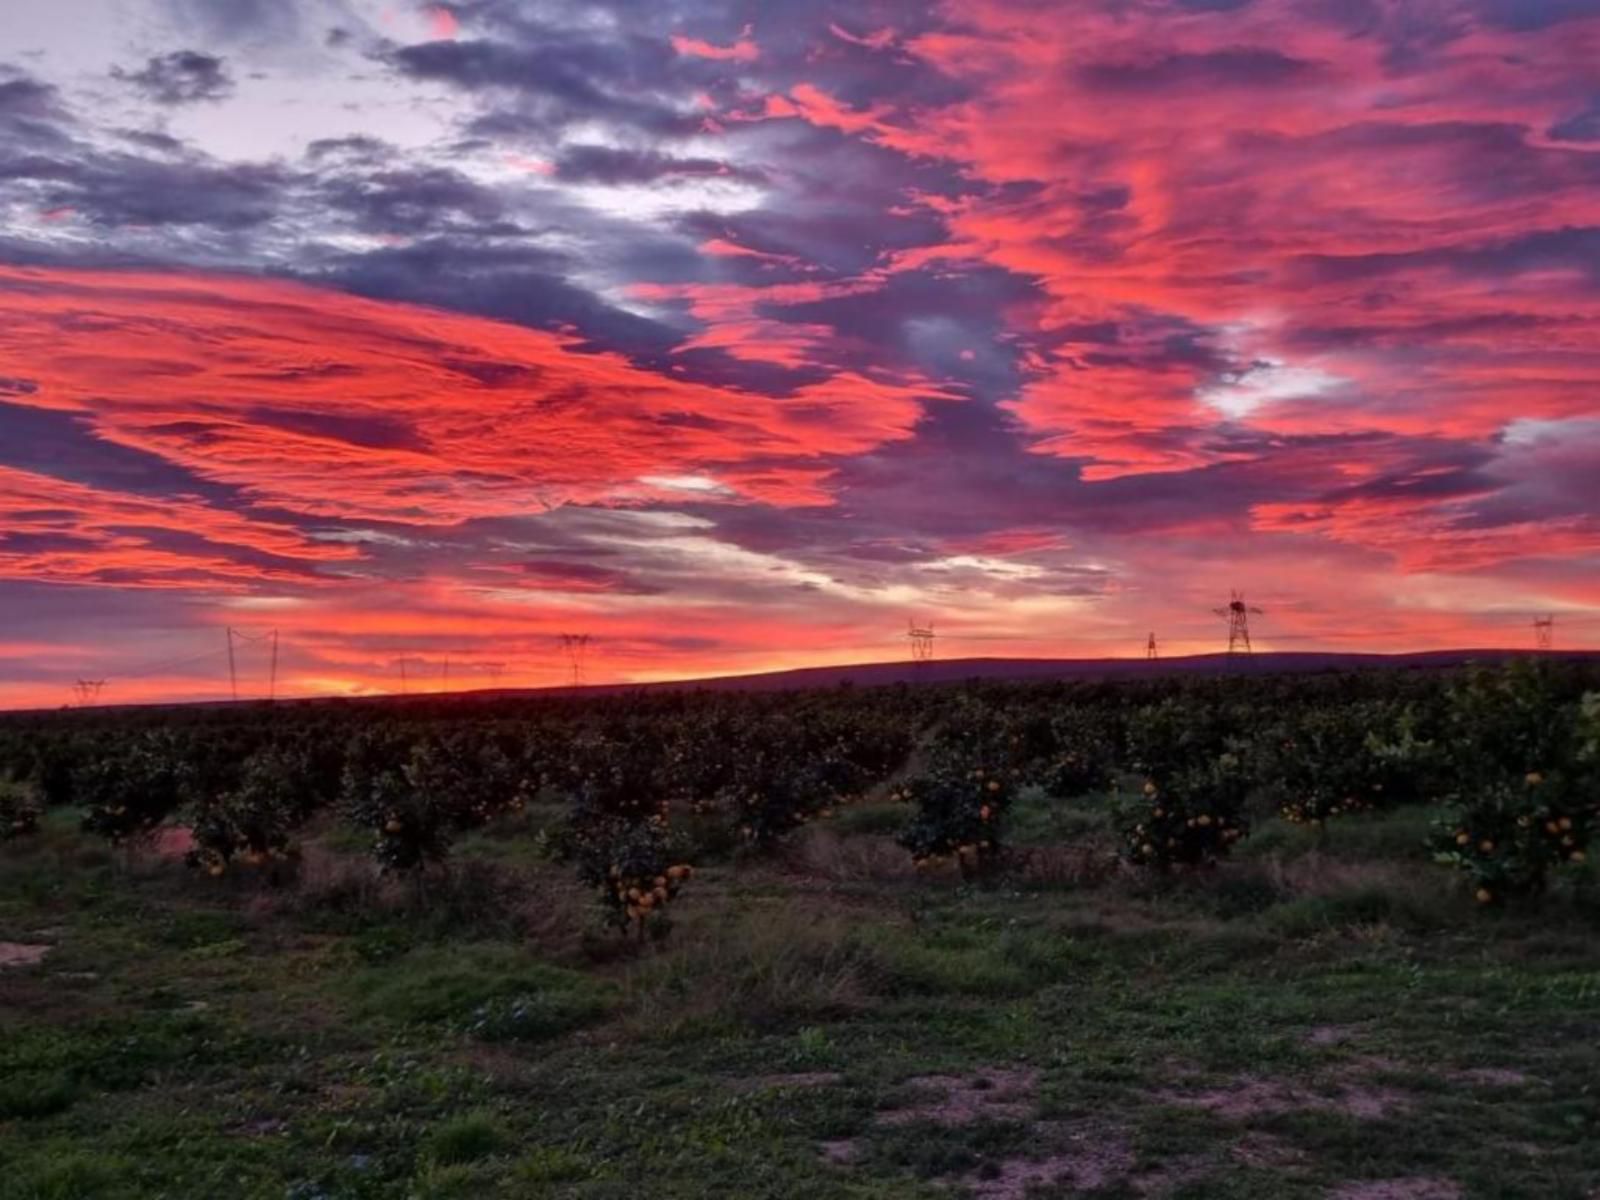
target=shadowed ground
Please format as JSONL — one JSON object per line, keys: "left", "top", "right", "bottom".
{"left": 2, "top": 794, "right": 1598, "bottom": 1199}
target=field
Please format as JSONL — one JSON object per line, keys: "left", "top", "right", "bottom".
{"left": 2, "top": 663, "right": 1599, "bottom": 1200}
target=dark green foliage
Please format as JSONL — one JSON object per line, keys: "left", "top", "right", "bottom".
{"left": 186, "top": 745, "right": 319, "bottom": 875}
{"left": 1429, "top": 667, "right": 1599, "bottom": 902}
{"left": 1121, "top": 752, "right": 1251, "bottom": 868}
{"left": 77, "top": 730, "right": 196, "bottom": 845}
{"left": 565, "top": 806, "right": 694, "bottom": 936}
{"left": 1039, "top": 705, "right": 1120, "bottom": 798}
{"left": 343, "top": 736, "right": 459, "bottom": 877}
{"left": 1269, "top": 702, "right": 1436, "bottom": 827}
{"left": 1432, "top": 771, "right": 1595, "bottom": 903}
{"left": 423, "top": 1114, "right": 508, "bottom": 1166}
{"left": 0, "top": 778, "right": 42, "bottom": 840}
{"left": 899, "top": 765, "right": 1012, "bottom": 878}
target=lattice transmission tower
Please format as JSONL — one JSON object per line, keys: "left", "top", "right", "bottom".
{"left": 1146, "top": 632, "right": 1158, "bottom": 661}
{"left": 908, "top": 619, "right": 935, "bottom": 664}
{"left": 72, "top": 679, "right": 106, "bottom": 706}
{"left": 1534, "top": 614, "right": 1555, "bottom": 652}
{"left": 1214, "top": 591, "right": 1263, "bottom": 655}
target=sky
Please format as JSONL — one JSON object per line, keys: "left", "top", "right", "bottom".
{"left": 2, "top": 0, "right": 1599, "bottom": 707}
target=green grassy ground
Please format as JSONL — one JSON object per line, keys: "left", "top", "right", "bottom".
{"left": 2, "top": 795, "right": 1598, "bottom": 1200}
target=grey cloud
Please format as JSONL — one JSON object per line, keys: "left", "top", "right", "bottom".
{"left": 554, "top": 144, "right": 762, "bottom": 185}
{"left": 115, "top": 51, "right": 234, "bottom": 104}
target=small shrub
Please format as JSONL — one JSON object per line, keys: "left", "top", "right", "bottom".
{"left": 565, "top": 810, "right": 694, "bottom": 939}
{"left": 424, "top": 1113, "right": 508, "bottom": 1166}
{"left": 0, "top": 1070, "right": 77, "bottom": 1120}
{"left": 464, "top": 991, "right": 612, "bottom": 1043}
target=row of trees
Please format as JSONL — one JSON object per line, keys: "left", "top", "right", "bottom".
{"left": 885, "top": 662, "right": 1597, "bottom": 905}
{"left": 1, "top": 662, "right": 1595, "bottom": 923}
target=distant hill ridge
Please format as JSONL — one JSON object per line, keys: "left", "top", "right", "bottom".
{"left": 495, "top": 649, "right": 1600, "bottom": 697}
{"left": 15, "top": 649, "right": 1600, "bottom": 714}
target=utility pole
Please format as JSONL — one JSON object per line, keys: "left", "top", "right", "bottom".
{"left": 559, "top": 634, "right": 591, "bottom": 687}
{"left": 268, "top": 630, "right": 279, "bottom": 701}
{"left": 226, "top": 627, "right": 238, "bottom": 701}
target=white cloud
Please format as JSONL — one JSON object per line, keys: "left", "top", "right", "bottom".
{"left": 1197, "top": 359, "right": 1347, "bottom": 419}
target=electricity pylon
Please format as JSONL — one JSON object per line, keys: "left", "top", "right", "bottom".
{"left": 908, "top": 619, "right": 935, "bottom": 664}
{"left": 226, "top": 627, "right": 279, "bottom": 701}
{"left": 1534, "top": 615, "right": 1554, "bottom": 652}
{"left": 1214, "top": 592, "right": 1263, "bottom": 655}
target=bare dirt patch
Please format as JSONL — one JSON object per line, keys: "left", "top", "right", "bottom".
{"left": 818, "top": 1138, "right": 859, "bottom": 1165}
{"left": 963, "top": 1124, "right": 1134, "bottom": 1200}
{"left": 1154, "top": 1074, "right": 1407, "bottom": 1120}
{"left": 1308, "top": 1024, "right": 1361, "bottom": 1046}
{"left": 0, "top": 942, "right": 52, "bottom": 968}
{"left": 1450, "top": 1067, "right": 1529, "bottom": 1087}
{"left": 878, "top": 1067, "right": 1038, "bottom": 1126}
{"left": 1231, "top": 1131, "right": 1308, "bottom": 1169}
{"left": 1328, "top": 1178, "right": 1461, "bottom": 1200}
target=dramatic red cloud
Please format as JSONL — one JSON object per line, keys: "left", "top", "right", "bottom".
{"left": 671, "top": 30, "right": 759, "bottom": 62}
{"left": 795, "top": 1, "right": 1599, "bottom": 471}
{"left": 426, "top": 6, "right": 459, "bottom": 41}
{"left": 0, "top": 265, "right": 938, "bottom": 521}
{"left": 0, "top": 465, "right": 357, "bottom": 589}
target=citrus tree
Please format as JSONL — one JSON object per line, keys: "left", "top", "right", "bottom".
{"left": 78, "top": 731, "right": 197, "bottom": 846}
{"left": 0, "top": 778, "right": 42, "bottom": 840}
{"left": 569, "top": 809, "right": 694, "bottom": 939}
{"left": 899, "top": 763, "right": 1012, "bottom": 879}
{"left": 1121, "top": 751, "right": 1252, "bottom": 869}
{"left": 1431, "top": 666, "right": 1598, "bottom": 904}
{"left": 186, "top": 745, "right": 319, "bottom": 878}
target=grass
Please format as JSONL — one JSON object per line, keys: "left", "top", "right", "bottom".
{"left": 1, "top": 801, "right": 1598, "bottom": 1199}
